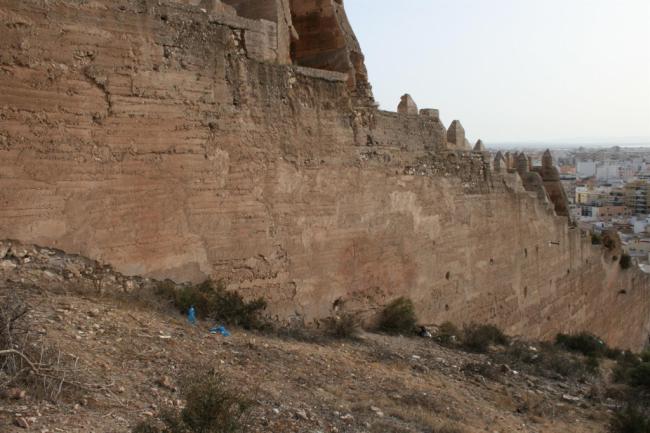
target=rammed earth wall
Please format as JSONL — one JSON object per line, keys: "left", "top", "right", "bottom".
{"left": 0, "top": 0, "right": 648, "bottom": 349}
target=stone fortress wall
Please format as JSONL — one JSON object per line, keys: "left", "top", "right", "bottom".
{"left": 1, "top": 0, "right": 648, "bottom": 349}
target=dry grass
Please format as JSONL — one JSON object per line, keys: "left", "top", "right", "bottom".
{"left": 321, "top": 313, "right": 361, "bottom": 339}
{"left": 431, "top": 423, "right": 468, "bottom": 433}
{"left": 0, "top": 280, "right": 611, "bottom": 433}
{"left": 0, "top": 288, "right": 109, "bottom": 402}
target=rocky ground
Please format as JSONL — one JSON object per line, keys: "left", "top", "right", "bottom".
{"left": 0, "top": 241, "right": 616, "bottom": 432}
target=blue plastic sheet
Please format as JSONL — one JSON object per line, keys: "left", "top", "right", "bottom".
{"left": 209, "top": 325, "right": 230, "bottom": 337}
{"left": 187, "top": 306, "right": 197, "bottom": 325}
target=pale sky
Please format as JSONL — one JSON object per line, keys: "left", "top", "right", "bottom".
{"left": 345, "top": 0, "right": 650, "bottom": 145}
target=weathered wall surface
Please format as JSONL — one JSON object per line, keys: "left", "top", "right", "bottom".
{"left": 1, "top": 0, "right": 648, "bottom": 350}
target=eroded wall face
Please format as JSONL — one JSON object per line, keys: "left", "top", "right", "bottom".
{"left": 289, "top": 0, "right": 347, "bottom": 70}
{"left": 0, "top": 0, "right": 648, "bottom": 350}
{"left": 288, "top": 0, "right": 370, "bottom": 96}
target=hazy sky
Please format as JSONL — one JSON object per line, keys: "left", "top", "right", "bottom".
{"left": 345, "top": 0, "right": 650, "bottom": 145}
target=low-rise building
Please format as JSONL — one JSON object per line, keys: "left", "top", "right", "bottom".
{"left": 581, "top": 205, "right": 628, "bottom": 219}
{"left": 626, "top": 238, "right": 650, "bottom": 257}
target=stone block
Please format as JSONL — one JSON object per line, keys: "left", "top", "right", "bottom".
{"left": 420, "top": 108, "right": 439, "bottom": 120}
{"left": 447, "top": 120, "right": 466, "bottom": 149}
{"left": 397, "top": 94, "right": 418, "bottom": 115}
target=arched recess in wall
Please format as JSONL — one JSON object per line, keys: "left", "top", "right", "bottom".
{"left": 288, "top": 0, "right": 369, "bottom": 92}
{"left": 289, "top": 0, "right": 348, "bottom": 72}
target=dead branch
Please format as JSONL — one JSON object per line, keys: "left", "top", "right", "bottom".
{"left": 0, "top": 349, "right": 39, "bottom": 373}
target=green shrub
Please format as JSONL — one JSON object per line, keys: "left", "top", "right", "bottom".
{"left": 322, "top": 313, "right": 361, "bottom": 339}
{"left": 556, "top": 332, "right": 607, "bottom": 358}
{"left": 545, "top": 352, "right": 595, "bottom": 378}
{"left": 156, "top": 280, "right": 267, "bottom": 330}
{"left": 378, "top": 297, "right": 417, "bottom": 335}
{"left": 156, "top": 279, "right": 220, "bottom": 318}
{"left": 606, "top": 347, "right": 626, "bottom": 360}
{"left": 495, "top": 342, "right": 598, "bottom": 380}
{"left": 156, "top": 279, "right": 178, "bottom": 301}
{"left": 627, "top": 363, "right": 650, "bottom": 389}
{"left": 461, "top": 324, "right": 509, "bottom": 353}
{"left": 592, "top": 233, "right": 602, "bottom": 245}
{"left": 610, "top": 406, "right": 650, "bottom": 433}
{"left": 461, "top": 362, "right": 503, "bottom": 382}
{"left": 180, "top": 371, "right": 251, "bottom": 433}
{"left": 213, "top": 290, "right": 267, "bottom": 330}
{"left": 132, "top": 371, "right": 251, "bottom": 433}
{"left": 621, "top": 254, "right": 633, "bottom": 270}
{"left": 613, "top": 352, "right": 643, "bottom": 384}
{"left": 176, "top": 286, "right": 217, "bottom": 318}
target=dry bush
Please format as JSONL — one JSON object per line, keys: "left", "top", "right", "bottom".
{"left": 0, "top": 291, "right": 100, "bottom": 401}
{"left": 0, "top": 293, "right": 30, "bottom": 378}
{"left": 461, "top": 362, "right": 503, "bottom": 382}
{"left": 379, "top": 297, "right": 417, "bottom": 335}
{"left": 515, "top": 391, "right": 556, "bottom": 418}
{"left": 461, "top": 323, "right": 509, "bottom": 353}
{"left": 322, "top": 313, "right": 361, "bottom": 339}
{"left": 434, "top": 322, "right": 460, "bottom": 346}
{"left": 133, "top": 369, "right": 252, "bottom": 433}
{"left": 271, "top": 325, "right": 330, "bottom": 344}
{"left": 431, "top": 423, "right": 467, "bottom": 433}
{"left": 369, "top": 421, "right": 413, "bottom": 433}
{"left": 494, "top": 341, "right": 598, "bottom": 381}
{"left": 555, "top": 332, "right": 608, "bottom": 358}
{"left": 610, "top": 406, "right": 650, "bottom": 433}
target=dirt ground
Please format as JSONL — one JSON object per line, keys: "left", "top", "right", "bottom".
{"left": 0, "top": 278, "right": 614, "bottom": 433}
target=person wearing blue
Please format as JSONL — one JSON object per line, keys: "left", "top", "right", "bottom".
{"left": 187, "top": 305, "right": 197, "bottom": 325}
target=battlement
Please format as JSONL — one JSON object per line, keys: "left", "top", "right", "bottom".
{"left": 164, "top": 0, "right": 536, "bottom": 198}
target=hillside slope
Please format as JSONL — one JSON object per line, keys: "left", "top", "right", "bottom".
{"left": 0, "top": 249, "right": 620, "bottom": 433}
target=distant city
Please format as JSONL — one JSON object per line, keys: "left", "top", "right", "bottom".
{"left": 491, "top": 145, "right": 650, "bottom": 273}
{"left": 493, "top": 141, "right": 650, "bottom": 150}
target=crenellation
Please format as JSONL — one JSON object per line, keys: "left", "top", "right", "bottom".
{"left": 446, "top": 119, "right": 467, "bottom": 149}
{"left": 531, "top": 149, "right": 570, "bottom": 218}
{"left": 363, "top": 109, "right": 447, "bottom": 153}
{"left": 420, "top": 108, "right": 440, "bottom": 120}
{"left": 494, "top": 151, "right": 506, "bottom": 173}
{"left": 504, "top": 152, "right": 514, "bottom": 170}
{"left": 516, "top": 152, "right": 529, "bottom": 176}
{"left": 397, "top": 94, "right": 418, "bottom": 115}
